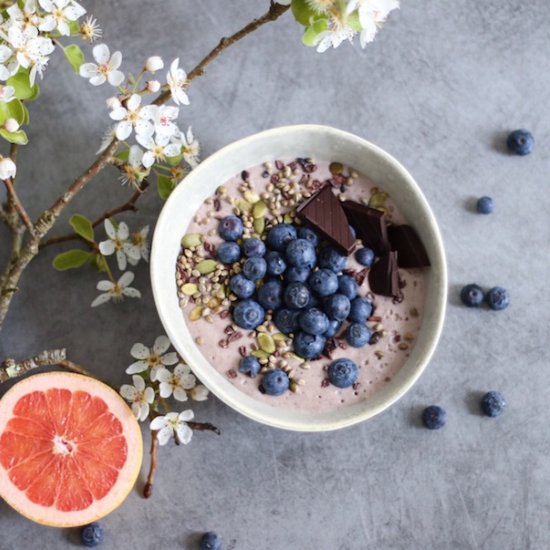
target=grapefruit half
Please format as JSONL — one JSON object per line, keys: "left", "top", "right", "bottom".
{"left": 0, "top": 372, "right": 142, "bottom": 527}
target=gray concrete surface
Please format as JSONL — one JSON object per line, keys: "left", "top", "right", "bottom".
{"left": 1, "top": 1, "right": 549, "bottom": 548}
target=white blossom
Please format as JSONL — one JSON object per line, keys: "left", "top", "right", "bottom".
{"left": 105, "top": 96, "right": 121, "bottom": 110}
{"left": 109, "top": 93, "right": 155, "bottom": 141}
{"left": 145, "top": 55, "right": 164, "bottom": 72}
{"left": 347, "top": 0, "right": 399, "bottom": 47}
{"left": 126, "top": 335, "right": 179, "bottom": 380}
{"left": 157, "top": 363, "right": 196, "bottom": 402}
{"left": 4, "top": 118, "right": 19, "bottom": 132}
{"left": 7, "top": 0, "right": 41, "bottom": 33}
{"left": 150, "top": 410, "right": 194, "bottom": 445}
{"left": 166, "top": 58, "right": 189, "bottom": 106}
{"left": 0, "top": 45, "right": 13, "bottom": 81}
{"left": 90, "top": 271, "right": 141, "bottom": 307}
{"left": 120, "top": 375, "right": 155, "bottom": 422}
{"left": 151, "top": 104, "right": 179, "bottom": 138}
{"left": 0, "top": 156, "right": 16, "bottom": 180}
{"left": 98, "top": 218, "right": 141, "bottom": 270}
{"left": 79, "top": 43, "right": 124, "bottom": 87}
{"left": 80, "top": 14, "right": 102, "bottom": 42}
{"left": 314, "top": 23, "right": 355, "bottom": 53}
{"left": 128, "top": 225, "right": 150, "bottom": 264}
{"left": 96, "top": 125, "right": 116, "bottom": 154}
{"left": 146, "top": 80, "right": 160, "bottom": 93}
{"left": 175, "top": 126, "right": 200, "bottom": 168}
{"left": 38, "top": 0, "right": 86, "bottom": 37}
{"left": 190, "top": 384, "right": 209, "bottom": 402}
{"left": 119, "top": 145, "right": 146, "bottom": 186}
{"left": 137, "top": 132, "right": 181, "bottom": 169}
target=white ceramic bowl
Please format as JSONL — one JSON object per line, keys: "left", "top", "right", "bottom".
{"left": 151, "top": 125, "right": 447, "bottom": 432}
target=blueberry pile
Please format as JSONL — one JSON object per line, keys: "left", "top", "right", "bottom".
{"left": 215, "top": 216, "right": 376, "bottom": 395}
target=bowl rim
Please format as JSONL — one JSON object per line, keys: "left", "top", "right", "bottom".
{"left": 151, "top": 124, "right": 447, "bottom": 432}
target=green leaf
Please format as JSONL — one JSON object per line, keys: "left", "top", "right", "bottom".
{"left": 68, "top": 19, "right": 80, "bottom": 35}
{"left": 115, "top": 149, "right": 129, "bottom": 162}
{"left": 166, "top": 151, "right": 183, "bottom": 166}
{"left": 93, "top": 253, "right": 109, "bottom": 273}
{"left": 63, "top": 44, "right": 85, "bottom": 73}
{"left": 0, "top": 128, "right": 28, "bottom": 145}
{"left": 53, "top": 249, "right": 92, "bottom": 271}
{"left": 69, "top": 214, "right": 94, "bottom": 242}
{"left": 291, "top": 0, "right": 318, "bottom": 26}
{"left": 302, "top": 18, "right": 329, "bottom": 47}
{"left": 7, "top": 69, "right": 40, "bottom": 101}
{"left": 21, "top": 103, "right": 30, "bottom": 125}
{"left": 157, "top": 175, "right": 175, "bottom": 200}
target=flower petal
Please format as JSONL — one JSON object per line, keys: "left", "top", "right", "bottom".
{"left": 116, "top": 249, "right": 127, "bottom": 271}
{"left": 178, "top": 409, "right": 194, "bottom": 422}
{"left": 117, "top": 222, "right": 129, "bottom": 240}
{"left": 156, "top": 426, "right": 173, "bottom": 445}
{"left": 108, "top": 69, "right": 125, "bottom": 87}
{"left": 125, "top": 360, "right": 149, "bottom": 375}
{"left": 161, "top": 352, "right": 179, "bottom": 366}
{"left": 132, "top": 374, "right": 145, "bottom": 390}
{"left": 115, "top": 121, "right": 132, "bottom": 141}
{"left": 138, "top": 402, "right": 149, "bottom": 422}
{"left": 150, "top": 416, "right": 166, "bottom": 431}
{"left": 96, "top": 280, "right": 114, "bottom": 292}
{"left": 153, "top": 335, "right": 171, "bottom": 355}
{"left": 98, "top": 239, "right": 115, "bottom": 256}
{"left": 159, "top": 382, "right": 172, "bottom": 399}
{"left": 143, "top": 387, "right": 155, "bottom": 404}
{"left": 123, "top": 287, "right": 141, "bottom": 299}
{"left": 118, "top": 271, "right": 135, "bottom": 287}
{"left": 89, "top": 74, "right": 106, "bottom": 86}
{"left": 191, "top": 385, "right": 209, "bottom": 401}
{"left": 119, "top": 384, "right": 137, "bottom": 401}
{"left": 173, "top": 388, "right": 188, "bottom": 402}
{"left": 176, "top": 424, "right": 192, "bottom": 445}
{"left": 141, "top": 152, "right": 154, "bottom": 168}
{"left": 155, "top": 367, "right": 171, "bottom": 383}
{"left": 93, "top": 43, "right": 110, "bottom": 65}
{"left": 123, "top": 243, "right": 141, "bottom": 261}
{"left": 104, "top": 218, "right": 116, "bottom": 239}
{"left": 131, "top": 402, "right": 141, "bottom": 419}
{"left": 109, "top": 106, "right": 127, "bottom": 121}
{"left": 91, "top": 292, "right": 110, "bottom": 307}
{"left": 127, "top": 93, "right": 141, "bottom": 111}
{"left": 79, "top": 62, "right": 98, "bottom": 78}
{"left": 109, "top": 50, "right": 122, "bottom": 69}
{"left": 130, "top": 343, "right": 149, "bottom": 360}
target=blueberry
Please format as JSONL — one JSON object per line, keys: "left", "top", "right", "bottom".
{"left": 338, "top": 275, "right": 358, "bottom": 300}
{"left": 293, "top": 331, "right": 326, "bottom": 360}
{"left": 506, "top": 129, "right": 534, "bottom": 156}
{"left": 243, "top": 256, "right": 267, "bottom": 281}
{"left": 274, "top": 308, "right": 300, "bottom": 334}
{"left": 346, "top": 323, "right": 371, "bottom": 347}
{"left": 266, "top": 223, "right": 297, "bottom": 251}
{"left": 257, "top": 279, "right": 283, "bottom": 311}
{"left": 308, "top": 268, "right": 338, "bottom": 297}
{"left": 285, "top": 238, "right": 316, "bottom": 269}
{"left": 232, "top": 299, "right": 265, "bottom": 330}
{"left": 80, "top": 523, "right": 104, "bottom": 547}
{"left": 348, "top": 297, "right": 373, "bottom": 323}
{"left": 242, "top": 237, "right": 266, "bottom": 257}
{"left": 200, "top": 532, "right": 223, "bottom": 550}
{"left": 486, "top": 286, "right": 510, "bottom": 311}
{"left": 284, "top": 266, "right": 311, "bottom": 284}
{"left": 305, "top": 293, "right": 320, "bottom": 309}
{"left": 261, "top": 369, "right": 290, "bottom": 396}
{"left": 476, "top": 196, "right": 494, "bottom": 214}
{"left": 460, "top": 284, "right": 484, "bottom": 307}
{"left": 318, "top": 246, "right": 347, "bottom": 273}
{"left": 355, "top": 247, "right": 375, "bottom": 267}
{"left": 239, "top": 356, "right": 261, "bottom": 378}
{"left": 324, "top": 319, "right": 342, "bottom": 337}
{"left": 480, "top": 391, "right": 506, "bottom": 417}
{"left": 349, "top": 225, "right": 356, "bottom": 239}
{"left": 299, "top": 308, "right": 330, "bottom": 335}
{"left": 298, "top": 226, "right": 320, "bottom": 247}
{"left": 323, "top": 293, "right": 351, "bottom": 321}
{"left": 328, "top": 358, "right": 358, "bottom": 388}
{"left": 284, "top": 282, "right": 311, "bottom": 309}
{"left": 421, "top": 405, "right": 447, "bottom": 429}
{"left": 216, "top": 242, "right": 241, "bottom": 264}
{"left": 229, "top": 273, "right": 255, "bottom": 299}
{"left": 265, "top": 251, "right": 287, "bottom": 276}
{"left": 217, "top": 215, "right": 243, "bottom": 241}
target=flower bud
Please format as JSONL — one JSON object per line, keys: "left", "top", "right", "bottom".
{"left": 0, "top": 156, "right": 16, "bottom": 180}
{"left": 146, "top": 80, "right": 161, "bottom": 93}
{"left": 145, "top": 56, "right": 164, "bottom": 72}
{"left": 4, "top": 118, "right": 19, "bottom": 133}
{"left": 106, "top": 96, "right": 121, "bottom": 110}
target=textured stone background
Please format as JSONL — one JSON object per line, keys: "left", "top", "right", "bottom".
{"left": 1, "top": 1, "right": 549, "bottom": 548}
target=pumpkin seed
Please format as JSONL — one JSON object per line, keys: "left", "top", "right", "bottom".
{"left": 196, "top": 259, "right": 218, "bottom": 275}
{"left": 252, "top": 200, "right": 268, "bottom": 219}
{"left": 181, "top": 233, "right": 201, "bottom": 248}
{"left": 181, "top": 283, "right": 198, "bottom": 296}
{"left": 235, "top": 199, "right": 252, "bottom": 213}
{"left": 251, "top": 349, "right": 270, "bottom": 359}
{"left": 243, "top": 190, "right": 260, "bottom": 204}
{"left": 189, "top": 305, "right": 203, "bottom": 321}
{"left": 253, "top": 217, "right": 265, "bottom": 234}
{"left": 272, "top": 333, "right": 287, "bottom": 342}
{"left": 258, "top": 333, "right": 276, "bottom": 354}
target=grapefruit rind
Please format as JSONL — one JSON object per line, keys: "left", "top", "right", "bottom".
{"left": 0, "top": 372, "right": 143, "bottom": 527}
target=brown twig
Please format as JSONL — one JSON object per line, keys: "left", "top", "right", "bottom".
{"left": 3, "top": 178, "right": 33, "bottom": 232}
{"left": 187, "top": 421, "right": 221, "bottom": 435}
{"left": 143, "top": 431, "right": 159, "bottom": 499}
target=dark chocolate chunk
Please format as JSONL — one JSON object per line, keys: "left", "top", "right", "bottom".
{"left": 341, "top": 201, "right": 390, "bottom": 256}
{"left": 387, "top": 225, "right": 430, "bottom": 268}
{"left": 296, "top": 183, "right": 356, "bottom": 254}
{"left": 368, "top": 251, "right": 402, "bottom": 299}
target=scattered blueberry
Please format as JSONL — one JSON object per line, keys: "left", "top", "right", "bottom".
{"left": 200, "top": 532, "right": 223, "bottom": 550}
{"left": 480, "top": 391, "right": 506, "bottom": 417}
{"left": 506, "top": 129, "right": 534, "bottom": 156}
{"left": 421, "top": 406, "right": 447, "bottom": 429}
{"left": 284, "top": 282, "right": 311, "bottom": 309}
{"left": 239, "top": 356, "right": 261, "bottom": 378}
{"left": 318, "top": 246, "right": 347, "bottom": 273}
{"left": 80, "top": 523, "right": 104, "bottom": 548}
{"left": 355, "top": 247, "right": 375, "bottom": 267}
{"left": 298, "top": 226, "right": 320, "bottom": 247}
{"left": 274, "top": 308, "right": 300, "bottom": 334}
{"left": 299, "top": 308, "right": 330, "bottom": 335}
{"left": 261, "top": 369, "right": 290, "bottom": 396}
{"left": 265, "top": 250, "right": 287, "bottom": 276}
{"left": 285, "top": 238, "right": 316, "bottom": 268}
{"left": 257, "top": 279, "right": 283, "bottom": 311}
{"left": 217, "top": 241, "right": 241, "bottom": 264}
{"left": 242, "top": 256, "right": 267, "bottom": 281}
{"left": 293, "top": 331, "right": 326, "bottom": 359}
{"left": 324, "top": 319, "right": 342, "bottom": 337}
{"left": 476, "top": 196, "right": 494, "bottom": 215}
{"left": 242, "top": 237, "right": 266, "bottom": 257}
{"left": 284, "top": 266, "right": 311, "bottom": 284}
{"left": 324, "top": 293, "right": 351, "bottom": 321}
{"left": 348, "top": 297, "right": 373, "bottom": 323}
{"left": 338, "top": 275, "right": 358, "bottom": 300}
{"left": 217, "top": 215, "right": 243, "bottom": 241}
{"left": 266, "top": 223, "right": 297, "bottom": 251}
{"left": 308, "top": 268, "right": 338, "bottom": 297}
{"left": 229, "top": 274, "right": 255, "bottom": 299}
{"left": 346, "top": 323, "right": 371, "bottom": 347}
{"left": 328, "top": 358, "right": 358, "bottom": 388}
{"left": 486, "top": 286, "right": 510, "bottom": 311}
{"left": 232, "top": 299, "right": 265, "bottom": 330}
{"left": 460, "top": 284, "right": 484, "bottom": 308}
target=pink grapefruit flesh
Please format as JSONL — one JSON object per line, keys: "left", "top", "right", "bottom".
{"left": 0, "top": 372, "right": 142, "bottom": 527}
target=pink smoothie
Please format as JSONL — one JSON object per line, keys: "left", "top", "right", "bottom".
{"left": 176, "top": 158, "right": 428, "bottom": 413}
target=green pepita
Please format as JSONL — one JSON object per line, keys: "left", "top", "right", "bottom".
{"left": 258, "top": 333, "right": 276, "bottom": 354}
{"left": 189, "top": 305, "right": 203, "bottom": 321}
{"left": 181, "top": 283, "right": 198, "bottom": 295}
{"left": 196, "top": 259, "right": 218, "bottom": 275}
{"left": 181, "top": 233, "right": 201, "bottom": 249}
{"left": 253, "top": 217, "right": 265, "bottom": 234}
{"left": 252, "top": 200, "right": 268, "bottom": 219}
{"left": 243, "top": 190, "right": 260, "bottom": 204}
{"left": 251, "top": 349, "right": 270, "bottom": 359}
{"left": 235, "top": 199, "right": 252, "bottom": 213}
{"left": 272, "top": 333, "right": 287, "bottom": 342}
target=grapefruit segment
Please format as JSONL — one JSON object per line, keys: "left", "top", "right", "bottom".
{"left": 0, "top": 372, "right": 142, "bottom": 527}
